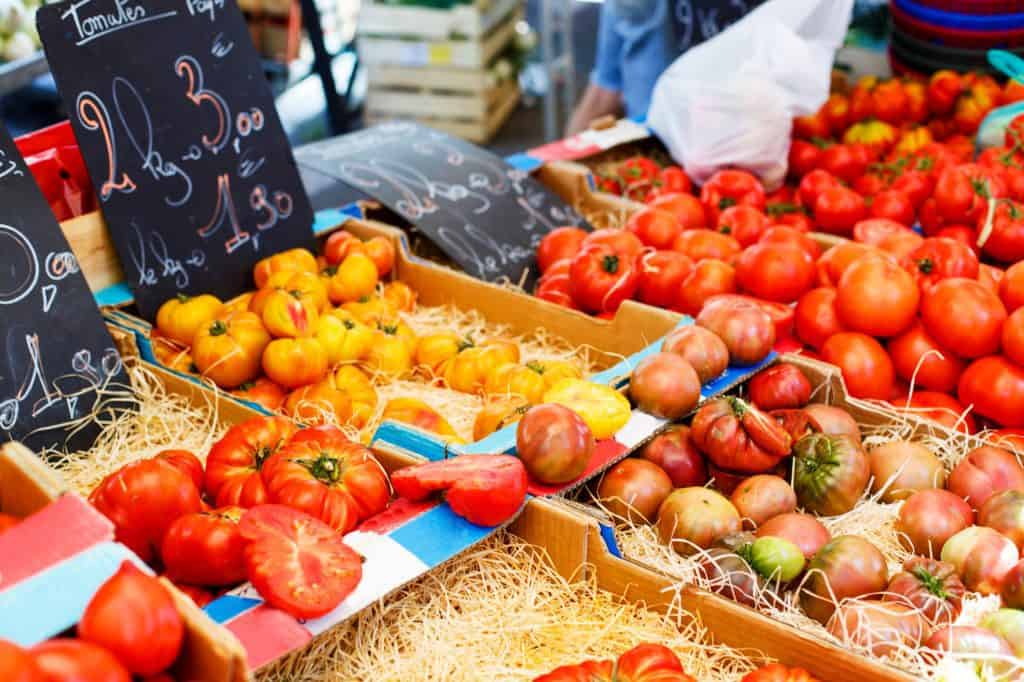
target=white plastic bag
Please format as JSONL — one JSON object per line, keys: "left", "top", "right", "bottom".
{"left": 647, "top": 0, "right": 854, "bottom": 189}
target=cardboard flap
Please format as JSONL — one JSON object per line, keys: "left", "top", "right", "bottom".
{"left": 162, "top": 577, "right": 251, "bottom": 682}
{"left": 0, "top": 442, "right": 65, "bottom": 516}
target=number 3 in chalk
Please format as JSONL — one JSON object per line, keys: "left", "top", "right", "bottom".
{"left": 175, "top": 56, "right": 230, "bottom": 154}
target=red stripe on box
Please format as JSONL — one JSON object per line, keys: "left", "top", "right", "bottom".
{"left": 527, "top": 438, "right": 629, "bottom": 496}
{"left": 226, "top": 605, "right": 312, "bottom": 669}
{"left": 527, "top": 139, "right": 602, "bottom": 162}
{"left": 356, "top": 498, "right": 439, "bottom": 535}
{"left": 0, "top": 494, "right": 112, "bottom": 593}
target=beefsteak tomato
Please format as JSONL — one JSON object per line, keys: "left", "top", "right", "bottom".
{"left": 392, "top": 455, "right": 528, "bottom": 526}
{"left": 204, "top": 416, "right": 298, "bottom": 508}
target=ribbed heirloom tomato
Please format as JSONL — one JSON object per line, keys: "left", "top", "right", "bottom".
{"left": 262, "top": 337, "right": 329, "bottom": 388}
{"left": 204, "top": 416, "right": 297, "bottom": 508}
{"left": 735, "top": 242, "right": 815, "bottom": 303}
{"left": 921, "top": 278, "right": 1007, "bottom": 359}
{"left": 155, "top": 293, "right": 223, "bottom": 346}
{"left": 155, "top": 449, "right": 204, "bottom": 490}
{"left": 192, "top": 312, "right": 271, "bottom": 389}
{"left": 262, "top": 427, "right": 389, "bottom": 534}
{"left": 836, "top": 256, "right": 919, "bottom": 337}
{"left": 32, "top": 640, "right": 130, "bottom": 682}
{"left": 821, "top": 332, "right": 894, "bottom": 399}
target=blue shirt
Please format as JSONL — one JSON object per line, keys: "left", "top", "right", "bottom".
{"left": 592, "top": 0, "right": 764, "bottom": 119}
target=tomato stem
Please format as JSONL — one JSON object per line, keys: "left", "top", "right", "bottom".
{"left": 208, "top": 320, "right": 228, "bottom": 336}
{"left": 601, "top": 254, "right": 620, "bottom": 274}
{"left": 910, "top": 564, "right": 950, "bottom": 599}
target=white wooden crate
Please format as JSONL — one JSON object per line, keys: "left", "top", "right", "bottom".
{"left": 358, "top": 0, "right": 521, "bottom": 41}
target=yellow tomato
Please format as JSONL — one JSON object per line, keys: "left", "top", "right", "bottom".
{"left": 253, "top": 248, "right": 317, "bottom": 289}
{"left": 156, "top": 293, "right": 224, "bottom": 346}
{"left": 150, "top": 329, "right": 193, "bottom": 374}
{"left": 381, "top": 397, "right": 461, "bottom": 442}
{"left": 261, "top": 290, "right": 319, "bottom": 338}
{"left": 333, "top": 365, "right": 378, "bottom": 429}
{"left": 262, "top": 337, "right": 329, "bottom": 389}
{"left": 284, "top": 380, "right": 352, "bottom": 427}
{"left": 382, "top": 281, "right": 417, "bottom": 312}
{"left": 484, "top": 363, "right": 546, "bottom": 404}
{"left": 414, "top": 332, "right": 466, "bottom": 377}
{"left": 894, "top": 126, "right": 934, "bottom": 156}
{"left": 231, "top": 377, "right": 287, "bottom": 411}
{"left": 842, "top": 119, "right": 897, "bottom": 152}
{"left": 377, "top": 319, "right": 418, "bottom": 354}
{"left": 442, "top": 341, "right": 520, "bottom": 394}
{"left": 222, "top": 292, "right": 255, "bottom": 315}
{"left": 341, "top": 296, "right": 398, "bottom": 325}
{"left": 315, "top": 311, "right": 374, "bottom": 366}
{"left": 473, "top": 396, "right": 531, "bottom": 441}
{"left": 362, "top": 330, "right": 413, "bottom": 378}
{"left": 531, "top": 360, "right": 582, "bottom": 390}
{"left": 327, "top": 253, "right": 379, "bottom": 304}
{"left": 284, "top": 270, "right": 329, "bottom": 312}
{"left": 542, "top": 378, "right": 631, "bottom": 440}
{"left": 482, "top": 339, "right": 520, "bottom": 366}
{"left": 192, "top": 312, "right": 271, "bottom": 389}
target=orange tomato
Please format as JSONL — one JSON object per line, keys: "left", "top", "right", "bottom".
{"left": 262, "top": 338, "right": 329, "bottom": 388}
{"left": 322, "top": 230, "right": 363, "bottom": 265}
{"left": 341, "top": 296, "right": 398, "bottom": 325}
{"left": 362, "top": 329, "right": 413, "bottom": 377}
{"left": 261, "top": 290, "right": 319, "bottom": 338}
{"left": 442, "top": 341, "right": 520, "bottom": 394}
{"left": 484, "top": 363, "right": 547, "bottom": 403}
{"left": 156, "top": 293, "right": 224, "bottom": 346}
{"left": 894, "top": 127, "right": 933, "bottom": 156}
{"left": 531, "top": 359, "right": 583, "bottom": 390}
{"left": 231, "top": 377, "right": 286, "bottom": 411}
{"left": 222, "top": 292, "right": 254, "bottom": 315}
{"left": 327, "top": 253, "right": 379, "bottom": 304}
{"left": 381, "top": 397, "right": 461, "bottom": 442}
{"left": 253, "top": 248, "right": 317, "bottom": 289}
{"left": 284, "top": 379, "right": 352, "bottom": 426}
{"left": 473, "top": 396, "right": 531, "bottom": 441}
{"left": 376, "top": 319, "right": 417, "bottom": 354}
{"left": 415, "top": 332, "right": 466, "bottom": 377}
{"left": 315, "top": 310, "right": 374, "bottom": 366}
{"left": 381, "top": 281, "right": 417, "bottom": 312}
{"left": 249, "top": 270, "right": 326, "bottom": 316}
{"left": 192, "top": 312, "right": 271, "bottom": 388}
{"left": 362, "top": 236, "right": 396, "bottom": 277}
{"left": 149, "top": 329, "right": 193, "bottom": 373}
{"left": 332, "top": 365, "right": 378, "bottom": 429}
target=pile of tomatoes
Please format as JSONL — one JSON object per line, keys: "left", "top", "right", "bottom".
{"left": 1, "top": 561, "right": 191, "bottom": 681}
{"left": 593, "top": 361, "right": 1024, "bottom": 669}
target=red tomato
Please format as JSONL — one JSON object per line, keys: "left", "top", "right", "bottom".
{"left": 871, "top": 79, "right": 909, "bottom": 124}
{"left": 0, "top": 640, "right": 44, "bottom": 682}
{"left": 617, "top": 644, "right": 695, "bottom": 682}
{"left": 935, "top": 164, "right": 1006, "bottom": 225}
{"left": 671, "top": 229, "right": 741, "bottom": 263}
{"left": 891, "top": 170, "right": 934, "bottom": 208}
{"left": 817, "top": 241, "right": 886, "bottom": 287}
{"left": 674, "top": 259, "right": 736, "bottom": 316}
{"left": 1007, "top": 113, "right": 1024, "bottom": 146}
{"left": 959, "top": 356, "right": 1024, "bottom": 428}
{"left": 322, "top": 230, "right": 360, "bottom": 266}
{"left": 535, "top": 274, "right": 574, "bottom": 308}
{"left": 78, "top": 561, "right": 183, "bottom": 675}
{"left": 821, "top": 332, "right": 895, "bottom": 399}
{"left": 836, "top": 256, "right": 919, "bottom": 337}
{"left": 656, "top": 166, "right": 691, "bottom": 194}
{"left": 898, "top": 391, "right": 977, "bottom": 434}
{"left": 814, "top": 186, "right": 867, "bottom": 236}
{"left": 748, "top": 363, "right": 812, "bottom": 410}
{"left": 32, "top": 640, "right": 130, "bottom": 682}
{"left": 852, "top": 218, "right": 910, "bottom": 246}
{"left": 616, "top": 156, "right": 660, "bottom": 184}
{"left": 536, "top": 227, "right": 587, "bottom": 274}
{"left": 637, "top": 250, "right": 693, "bottom": 308}
{"left": 901, "top": 237, "right": 980, "bottom": 293}
{"left": 580, "top": 228, "right": 644, "bottom": 261}
{"left": 854, "top": 171, "right": 890, "bottom": 198}
{"left": 735, "top": 242, "right": 815, "bottom": 303}
{"left": 569, "top": 243, "right": 641, "bottom": 314}
{"left": 982, "top": 198, "right": 1024, "bottom": 264}
{"left": 204, "top": 416, "right": 298, "bottom": 509}
{"left": 89, "top": 459, "right": 202, "bottom": 563}
{"left": 887, "top": 322, "right": 964, "bottom": 393}
{"left": 788, "top": 140, "right": 822, "bottom": 178}
{"left": 702, "top": 293, "right": 796, "bottom": 341}
{"left": 797, "top": 169, "right": 841, "bottom": 208}
{"left": 775, "top": 209, "right": 814, "bottom": 233}
{"left": 647, "top": 193, "right": 706, "bottom": 230}
{"left": 759, "top": 225, "right": 820, "bottom": 258}
{"left": 741, "top": 663, "right": 821, "bottom": 682}
{"left": 1002, "top": 261, "right": 1024, "bottom": 312}
{"left": 869, "top": 190, "right": 915, "bottom": 226}
{"left": 921, "top": 278, "right": 1007, "bottom": 359}
{"left": 716, "top": 205, "right": 769, "bottom": 247}
{"left": 935, "top": 224, "right": 979, "bottom": 256}
{"left": 928, "top": 70, "right": 963, "bottom": 115}
{"left": 624, "top": 207, "right": 681, "bottom": 250}
{"left": 391, "top": 454, "right": 528, "bottom": 526}
{"left": 240, "top": 505, "right": 362, "bottom": 619}
{"left": 824, "top": 93, "right": 851, "bottom": 134}
{"left": 161, "top": 507, "right": 247, "bottom": 586}
{"left": 700, "top": 169, "right": 766, "bottom": 225}
{"left": 262, "top": 434, "right": 389, "bottom": 534}
{"left": 1004, "top": 308, "right": 1024, "bottom": 367}
{"left": 596, "top": 176, "right": 623, "bottom": 195}
{"left": 918, "top": 196, "right": 945, "bottom": 235}
{"left": 795, "top": 287, "right": 844, "bottom": 350}
{"left": 820, "top": 144, "right": 869, "bottom": 184}
{"left": 153, "top": 449, "right": 203, "bottom": 492}
{"left": 794, "top": 109, "right": 832, "bottom": 140}
{"left": 979, "top": 263, "right": 1005, "bottom": 296}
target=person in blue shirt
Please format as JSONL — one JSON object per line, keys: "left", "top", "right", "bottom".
{"left": 567, "top": 0, "right": 764, "bottom": 135}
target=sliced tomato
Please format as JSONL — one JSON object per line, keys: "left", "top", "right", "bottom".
{"left": 239, "top": 505, "right": 363, "bottom": 620}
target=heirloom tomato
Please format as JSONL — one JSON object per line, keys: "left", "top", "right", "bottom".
{"left": 0, "top": 640, "right": 43, "bottom": 682}
{"left": 32, "top": 640, "right": 130, "bottom": 682}
{"left": 842, "top": 120, "right": 896, "bottom": 154}
{"left": 757, "top": 512, "right": 830, "bottom": 560}
{"left": 442, "top": 341, "right": 518, "bottom": 393}
{"left": 660, "top": 325, "right": 728, "bottom": 384}
{"left": 700, "top": 169, "right": 765, "bottom": 225}
{"left": 78, "top": 562, "right": 183, "bottom": 675}
{"left": 473, "top": 396, "right": 530, "bottom": 441}
{"left": 542, "top": 378, "right": 631, "bottom": 440}
{"left": 792, "top": 433, "right": 870, "bottom": 516}
{"left": 516, "top": 403, "right": 594, "bottom": 484}
{"left": 381, "top": 397, "right": 461, "bottom": 441}
{"left": 240, "top": 505, "right": 362, "bottom": 619}
{"left": 253, "top": 248, "right": 317, "bottom": 289}
{"left": 259, "top": 290, "right": 318, "bottom": 339}
{"left": 868, "top": 440, "right": 944, "bottom": 502}
{"left": 670, "top": 229, "right": 740, "bottom": 263}
{"left": 897, "top": 488, "right": 973, "bottom": 556}
{"left": 927, "top": 70, "right": 962, "bottom": 114}
{"left": 89, "top": 458, "right": 201, "bottom": 563}
{"left": 979, "top": 489, "right": 1024, "bottom": 551}
{"left": 381, "top": 280, "right": 416, "bottom": 312}
{"left": 821, "top": 333, "right": 894, "bottom": 399}
{"left": 161, "top": 507, "right": 247, "bottom": 586}
{"left": 648, "top": 192, "right": 705, "bottom": 230}
{"left": 204, "top": 416, "right": 297, "bottom": 508}
{"left": 629, "top": 352, "right": 701, "bottom": 420}
{"left": 326, "top": 252, "right": 378, "bottom": 305}
{"left": 887, "top": 322, "right": 964, "bottom": 393}
{"left": 155, "top": 293, "right": 223, "bottom": 346}
{"left": 640, "top": 425, "right": 707, "bottom": 488}
{"left": 231, "top": 378, "right": 286, "bottom": 411}
{"left": 569, "top": 243, "right": 640, "bottom": 313}
{"left": 192, "top": 312, "right": 271, "bottom": 389}
{"left": 690, "top": 397, "right": 792, "bottom": 474}
{"left": 322, "top": 230, "right": 361, "bottom": 265}
{"left": 942, "top": 526, "right": 1019, "bottom": 595}
{"left": 872, "top": 79, "right": 909, "bottom": 124}
{"left": 393, "top": 455, "right": 528, "bottom": 526}
{"left": 361, "top": 236, "right": 395, "bottom": 277}
{"left": 947, "top": 445, "right": 1024, "bottom": 510}
{"left": 363, "top": 326, "right": 415, "bottom": 377}
{"left": 921, "top": 278, "right": 1006, "bottom": 359}
{"left": 262, "top": 337, "right": 329, "bottom": 388}
{"left": 536, "top": 227, "right": 587, "bottom": 273}
{"left": 674, "top": 259, "right": 736, "bottom": 316}
{"left": 636, "top": 250, "right": 692, "bottom": 308}
{"left": 339, "top": 295, "right": 398, "bottom": 326}
{"left": 980, "top": 609, "right": 1024, "bottom": 658}
{"left": 741, "top": 664, "right": 820, "bottom": 682}
{"left": 735, "top": 242, "right": 815, "bottom": 303}
{"left": 748, "top": 363, "right": 812, "bottom": 410}
{"left": 283, "top": 378, "right": 352, "bottom": 427}
{"left": 597, "top": 459, "right": 673, "bottom": 524}
{"left": 657, "top": 487, "right": 741, "bottom": 555}
{"left": 333, "top": 365, "right": 378, "bottom": 428}
{"left": 695, "top": 298, "right": 774, "bottom": 365}
{"left": 484, "top": 363, "right": 547, "bottom": 404}
{"left": 250, "top": 269, "right": 328, "bottom": 314}
{"left": 799, "top": 536, "right": 888, "bottom": 624}
{"left": 315, "top": 310, "right": 374, "bottom": 366}
{"left": 153, "top": 449, "right": 203, "bottom": 492}
{"left": 897, "top": 391, "right": 975, "bottom": 434}
{"left": 535, "top": 274, "right": 574, "bottom": 308}
{"left": 827, "top": 600, "right": 924, "bottom": 657}
{"left": 794, "top": 287, "right": 843, "bottom": 350}
{"left": 262, "top": 434, "right": 389, "bottom": 534}
{"left": 730, "top": 475, "right": 796, "bottom": 528}
{"left": 626, "top": 207, "right": 681, "bottom": 250}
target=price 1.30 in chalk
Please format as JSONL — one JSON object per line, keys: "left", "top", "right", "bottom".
{"left": 38, "top": 0, "right": 315, "bottom": 319}
{"left": 0, "top": 124, "right": 129, "bottom": 453}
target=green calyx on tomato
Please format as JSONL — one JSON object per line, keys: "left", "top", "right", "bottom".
{"left": 208, "top": 320, "right": 228, "bottom": 336}
{"left": 972, "top": 177, "right": 994, "bottom": 199}
{"left": 911, "top": 563, "right": 952, "bottom": 599}
{"left": 299, "top": 452, "right": 346, "bottom": 483}
{"left": 253, "top": 445, "right": 276, "bottom": 469}
{"left": 719, "top": 197, "right": 737, "bottom": 210}
{"left": 526, "top": 360, "right": 544, "bottom": 374}
{"left": 915, "top": 258, "right": 935, "bottom": 275}
{"left": 322, "top": 266, "right": 338, "bottom": 276}
{"left": 176, "top": 293, "right": 190, "bottom": 303}
{"left": 765, "top": 202, "right": 804, "bottom": 217}
{"left": 602, "top": 254, "right": 621, "bottom": 274}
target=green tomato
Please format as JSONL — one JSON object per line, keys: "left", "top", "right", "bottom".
{"left": 745, "top": 536, "right": 806, "bottom": 583}
{"left": 980, "top": 608, "right": 1024, "bottom": 658}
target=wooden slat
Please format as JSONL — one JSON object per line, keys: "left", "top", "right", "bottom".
{"left": 358, "top": 0, "right": 521, "bottom": 41}
{"left": 359, "top": 10, "right": 520, "bottom": 70}
{"left": 366, "top": 82, "right": 520, "bottom": 144}
{"left": 59, "top": 211, "right": 125, "bottom": 293}
{"left": 368, "top": 64, "right": 492, "bottom": 93}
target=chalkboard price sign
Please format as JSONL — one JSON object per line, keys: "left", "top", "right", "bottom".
{"left": 0, "top": 124, "right": 129, "bottom": 453}
{"left": 37, "top": 0, "right": 315, "bottom": 319}
{"left": 295, "top": 122, "right": 591, "bottom": 287}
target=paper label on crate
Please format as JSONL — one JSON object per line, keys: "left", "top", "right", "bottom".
{"left": 0, "top": 126, "right": 130, "bottom": 451}
{"left": 428, "top": 43, "right": 452, "bottom": 65}
{"left": 614, "top": 410, "right": 669, "bottom": 449}
{"left": 37, "top": 0, "right": 316, "bottom": 320}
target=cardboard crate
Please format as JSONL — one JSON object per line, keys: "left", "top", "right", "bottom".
{"left": 0, "top": 441, "right": 249, "bottom": 682}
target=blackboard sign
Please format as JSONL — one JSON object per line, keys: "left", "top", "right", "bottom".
{"left": 295, "top": 122, "right": 591, "bottom": 287}
{"left": 37, "top": 0, "right": 315, "bottom": 319}
{"left": 0, "top": 125, "right": 129, "bottom": 453}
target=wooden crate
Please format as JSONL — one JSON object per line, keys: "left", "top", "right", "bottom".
{"left": 358, "top": 0, "right": 522, "bottom": 42}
